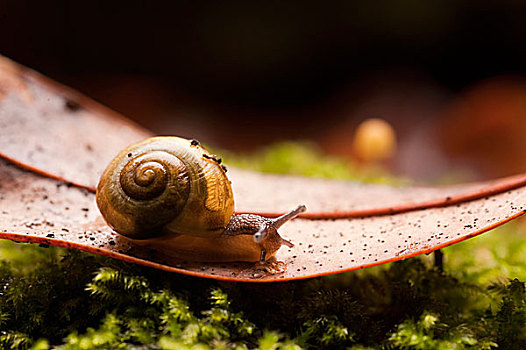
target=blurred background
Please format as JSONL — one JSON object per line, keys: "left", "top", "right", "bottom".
{"left": 1, "top": 0, "right": 526, "bottom": 182}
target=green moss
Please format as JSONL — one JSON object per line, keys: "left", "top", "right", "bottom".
{"left": 0, "top": 142, "right": 525, "bottom": 349}
{"left": 0, "top": 235, "right": 525, "bottom": 349}
{"left": 215, "top": 141, "right": 408, "bottom": 185}
{"left": 444, "top": 222, "right": 526, "bottom": 284}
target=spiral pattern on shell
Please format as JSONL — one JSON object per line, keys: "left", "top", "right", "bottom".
{"left": 96, "top": 149, "right": 191, "bottom": 238}
{"left": 120, "top": 156, "right": 170, "bottom": 200}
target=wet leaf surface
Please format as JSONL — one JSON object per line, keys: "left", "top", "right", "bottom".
{"left": 0, "top": 56, "right": 151, "bottom": 189}
{"left": 1, "top": 157, "right": 525, "bottom": 282}
{"left": 1, "top": 55, "right": 526, "bottom": 282}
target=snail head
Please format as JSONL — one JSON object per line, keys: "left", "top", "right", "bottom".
{"left": 253, "top": 205, "right": 306, "bottom": 247}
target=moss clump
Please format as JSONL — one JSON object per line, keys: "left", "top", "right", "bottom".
{"left": 217, "top": 141, "right": 408, "bottom": 185}
{"left": 0, "top": 142, "right": 525, "bottom": 349}
{"left": 0, "top": 240, "right": 525, "bottom": 349}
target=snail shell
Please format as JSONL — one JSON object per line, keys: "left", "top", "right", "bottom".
{"left": 96, "top": 136, "right": 305, "bottom": 264}
{"left": 96, "top": 136, "right": 234, "bottom": 239}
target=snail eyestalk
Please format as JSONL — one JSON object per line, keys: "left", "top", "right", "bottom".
{"left": 272, "top": 205, "right": 307, "bottom": 228}
{"left": 252, "top": 205, "right": 306, "bottom": 244}
{"left": 253, "top": 224, "right": 267, "bottom": 243}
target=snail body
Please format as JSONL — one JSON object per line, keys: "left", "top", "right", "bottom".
{"left": 96, "top": 136, "right": 304, "bottom": 263}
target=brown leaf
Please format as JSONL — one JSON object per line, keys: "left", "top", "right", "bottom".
{"left": 1, "top": 55, "right": 524, "bottom": 216}
{"left": 0, "top": 55, "right": 151, "bottom": 190}
{"left": 1, "top": 55, "right": 526, "bottom": 282}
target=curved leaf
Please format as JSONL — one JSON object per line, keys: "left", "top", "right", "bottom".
{"left": 1, "top": 55, "right": 525, "bottom": 282}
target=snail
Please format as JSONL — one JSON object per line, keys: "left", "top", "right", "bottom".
{"left": 96, "top": 136, "right": 305, "bottom": 263}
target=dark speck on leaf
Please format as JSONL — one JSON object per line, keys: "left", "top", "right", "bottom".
{"left": 64, "top": 98, "right": 81, "bottom": 111}
{"left": 127, "top": 153, "right": 132, "bottom": 157}
{"left": 46, "top": 234, "right": 55, "bottom": 238}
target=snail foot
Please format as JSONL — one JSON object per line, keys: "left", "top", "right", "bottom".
{"left": 255, "top": 258, "right": 287, "bottom": 275}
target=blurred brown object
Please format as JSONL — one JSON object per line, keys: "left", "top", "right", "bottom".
{"left": 439, "top": 77, "right": 526, "bottom": 178}
{"left": 352, "top": 118, "right": 397, "bottom": 163}
{"left": 318, "top": 73, "right": 452, "bottom": 181}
